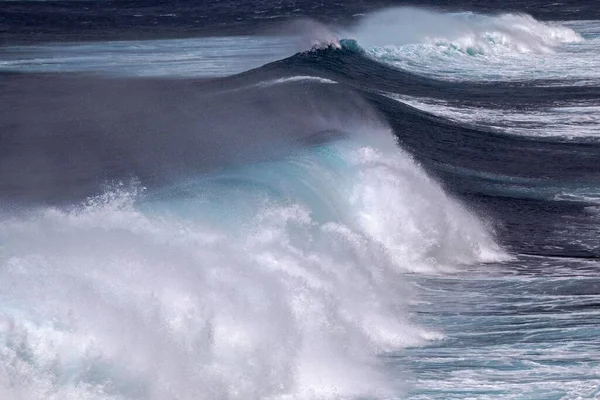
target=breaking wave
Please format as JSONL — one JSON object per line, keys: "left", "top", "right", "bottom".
{"left": 0, "top": 129, "right": 503, "bottom": 399}
{"left": 343, "top": 8, "right": 592, "bottom": 82}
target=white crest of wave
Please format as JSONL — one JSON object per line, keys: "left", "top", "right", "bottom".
{"left": 345, "top": 8, "right": 594, "bottom": 82}
{"left": 351, "top": 8, "right": 583, "bottom": 55}
{"left": 0, "top": 133, "right": 504, "bottom": 399}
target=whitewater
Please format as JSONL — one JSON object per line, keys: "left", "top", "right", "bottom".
{"left": 1, "top": 3, "right": 600, "bottom": 400}
{"left": 0, "top": 132, "right": 502, "bottom": 399}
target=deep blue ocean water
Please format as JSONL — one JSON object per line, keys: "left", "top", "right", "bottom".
{"left": 0, "top": 1, "right": 599, "bottom": 399}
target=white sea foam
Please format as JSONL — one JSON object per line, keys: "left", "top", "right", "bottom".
{"left": 0, "top": 132, "right": 503, "bottom": 399}
{"left": 352, "top": 9, "right": 582, "bottom": 53}
{"left": 386, "top": 93, "right": 600, "bottom": 140}
{"left": 349, "top": 8, "right": 600, "bottom": 83}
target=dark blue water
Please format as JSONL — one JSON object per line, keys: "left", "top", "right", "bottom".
{"left": 0, "top": 1, "right": 599, "bottom": 399}
{"left": 2, "top": 0, "right": 600, "bottom": 44}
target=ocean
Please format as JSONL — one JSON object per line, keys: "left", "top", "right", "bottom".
{"left": 0, "top": 1, "right": 599, "bottom": 399}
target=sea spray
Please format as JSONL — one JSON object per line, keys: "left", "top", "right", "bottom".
{"left": 0, "top": 135, "right": 502, "bottom": 399}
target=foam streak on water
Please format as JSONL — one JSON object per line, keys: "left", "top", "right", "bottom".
{"left": 386, "top": 93, "right": 600, "bottom": 140}
{"left": 398, "top": 258, "right": 600, "bottom": 399}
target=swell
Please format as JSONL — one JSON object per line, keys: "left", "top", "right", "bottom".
{"left": 261, "top": 41, "right": 600, "bottom": 106}
{"left": 253, "top": 44, "right": 600, "bottom": 181}
{"left": 0, "top": 8, "right": 597, "bottom": 289}
{"left": 3, "top": 40, "right": 600, "bottom": 259}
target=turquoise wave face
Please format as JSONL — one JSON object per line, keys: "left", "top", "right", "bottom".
{"left": 145, "top": 144, "right": 352, "bottom": 227}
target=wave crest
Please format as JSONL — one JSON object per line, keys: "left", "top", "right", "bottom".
{"left": 344, "top": 8, "right": 587, "bottom": 81}
{"left": 351, "top": 8, "right": 582, "bottom": 54}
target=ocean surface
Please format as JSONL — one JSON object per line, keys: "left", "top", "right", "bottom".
{"left": 1, "top": 1, "right": 599, "bottom": 399}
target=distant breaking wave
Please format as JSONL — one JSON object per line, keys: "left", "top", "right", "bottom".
{"left": 342, "top": 8, "right": 594, "bottom": 83}
{"left": 350, "top": 9, "right": 582, "bottom": 55}
{"left": 1, "top": 9, "right": 596, "bottom": 83}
